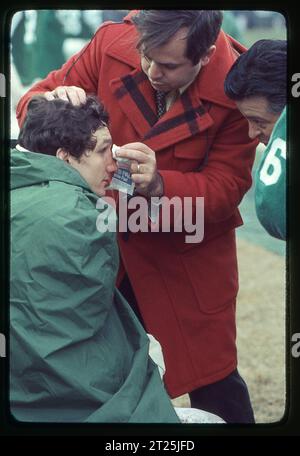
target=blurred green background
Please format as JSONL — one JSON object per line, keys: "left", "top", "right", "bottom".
{"left": 10, "top": 10, "right": 287, "bottom": 87}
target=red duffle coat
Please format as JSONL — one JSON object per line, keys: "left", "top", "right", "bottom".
{"left": 17, "top": 12, "right": 257, "bottom": 398}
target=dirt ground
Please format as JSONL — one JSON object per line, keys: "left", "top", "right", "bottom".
{"left": 172, "top": 237, "right": 286, "bottom": 423}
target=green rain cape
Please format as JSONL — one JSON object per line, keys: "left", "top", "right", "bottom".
{"left": 10, "top": 149, "right": 179, "bottom": 423}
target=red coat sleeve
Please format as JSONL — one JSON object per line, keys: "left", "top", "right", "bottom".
{"left": 159, "top": 109, "right": 258, "bottom": 224}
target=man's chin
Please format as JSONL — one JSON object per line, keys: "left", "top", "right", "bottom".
{"left": 93, "top": 186, "right": 106, "bottom": 197}
{"left": 260, "top": 138, "right": 269, "bottom": 146}
{"left": 150, "top": 80, "right": 168, "bottom": 91}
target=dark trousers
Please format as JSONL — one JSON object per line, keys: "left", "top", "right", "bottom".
{"left": 119, "top": 275, "right": 255, "bottom": 424}
{"left": 189, "top": 369, "right": 255, "bottom": 423}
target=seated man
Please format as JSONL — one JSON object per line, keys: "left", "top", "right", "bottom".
{"left": 224, "top": 39, "right": 287, "bottom": 240}
{"left": 10, "top": 95, "right": 180, "bottom": 423}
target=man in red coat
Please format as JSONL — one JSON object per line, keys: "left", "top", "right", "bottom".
{"left": 17, "top": 10, "right": 257, "bottom": 423}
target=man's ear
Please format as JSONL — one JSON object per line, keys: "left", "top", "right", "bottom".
{"left": 200, "top": 45, "right": 216, "bottom": 67}
{"left": 56, "top": 148, "right": 69, "bottom": 162}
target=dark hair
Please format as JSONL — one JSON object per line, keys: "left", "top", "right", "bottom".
{"left": 132, "top": 10, "right": 223, "bottom": 65}
{"left": 224, "top": 39, "right": 287, "bottom": 114}
{"left": 18, "top": 95, "right": 109, "bottom": 158}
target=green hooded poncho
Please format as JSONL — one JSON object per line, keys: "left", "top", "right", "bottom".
{"left": 10, "top": 149, "right": 179, "bottom": 423}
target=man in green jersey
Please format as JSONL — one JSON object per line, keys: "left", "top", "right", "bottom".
{"left": 224, "top": 39, "right": 286, "bottom": 240}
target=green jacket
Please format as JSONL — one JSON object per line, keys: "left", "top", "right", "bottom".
{"left": 10, "top": 149, "right": 179, "bottom": 423}
{"left": 255, "top": 107, "right": 286, "bottom": 240}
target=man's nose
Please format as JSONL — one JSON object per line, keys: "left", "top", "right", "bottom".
{"left": 248, "top": 123, "right": 261, "bottom": 140}
{"left": 107, "top": 153, "right": 118, "bottom": 173}
{"left": 108, "top": 161, "right": 118, "bottom": 173}
{"left": 148, "top": 61, "right": 162, "bottom": 80}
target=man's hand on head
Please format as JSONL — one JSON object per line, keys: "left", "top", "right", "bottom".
{"left": 44, "top": 86, "right": 87, "bottom": 106}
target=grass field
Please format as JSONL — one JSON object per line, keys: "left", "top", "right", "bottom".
{"left": 243, "top": 26, "right": 287, "bottom": 47}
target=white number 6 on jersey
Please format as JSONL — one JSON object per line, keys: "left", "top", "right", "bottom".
{"left": 259, "top": 138, "right": 286, "bottom": 186}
